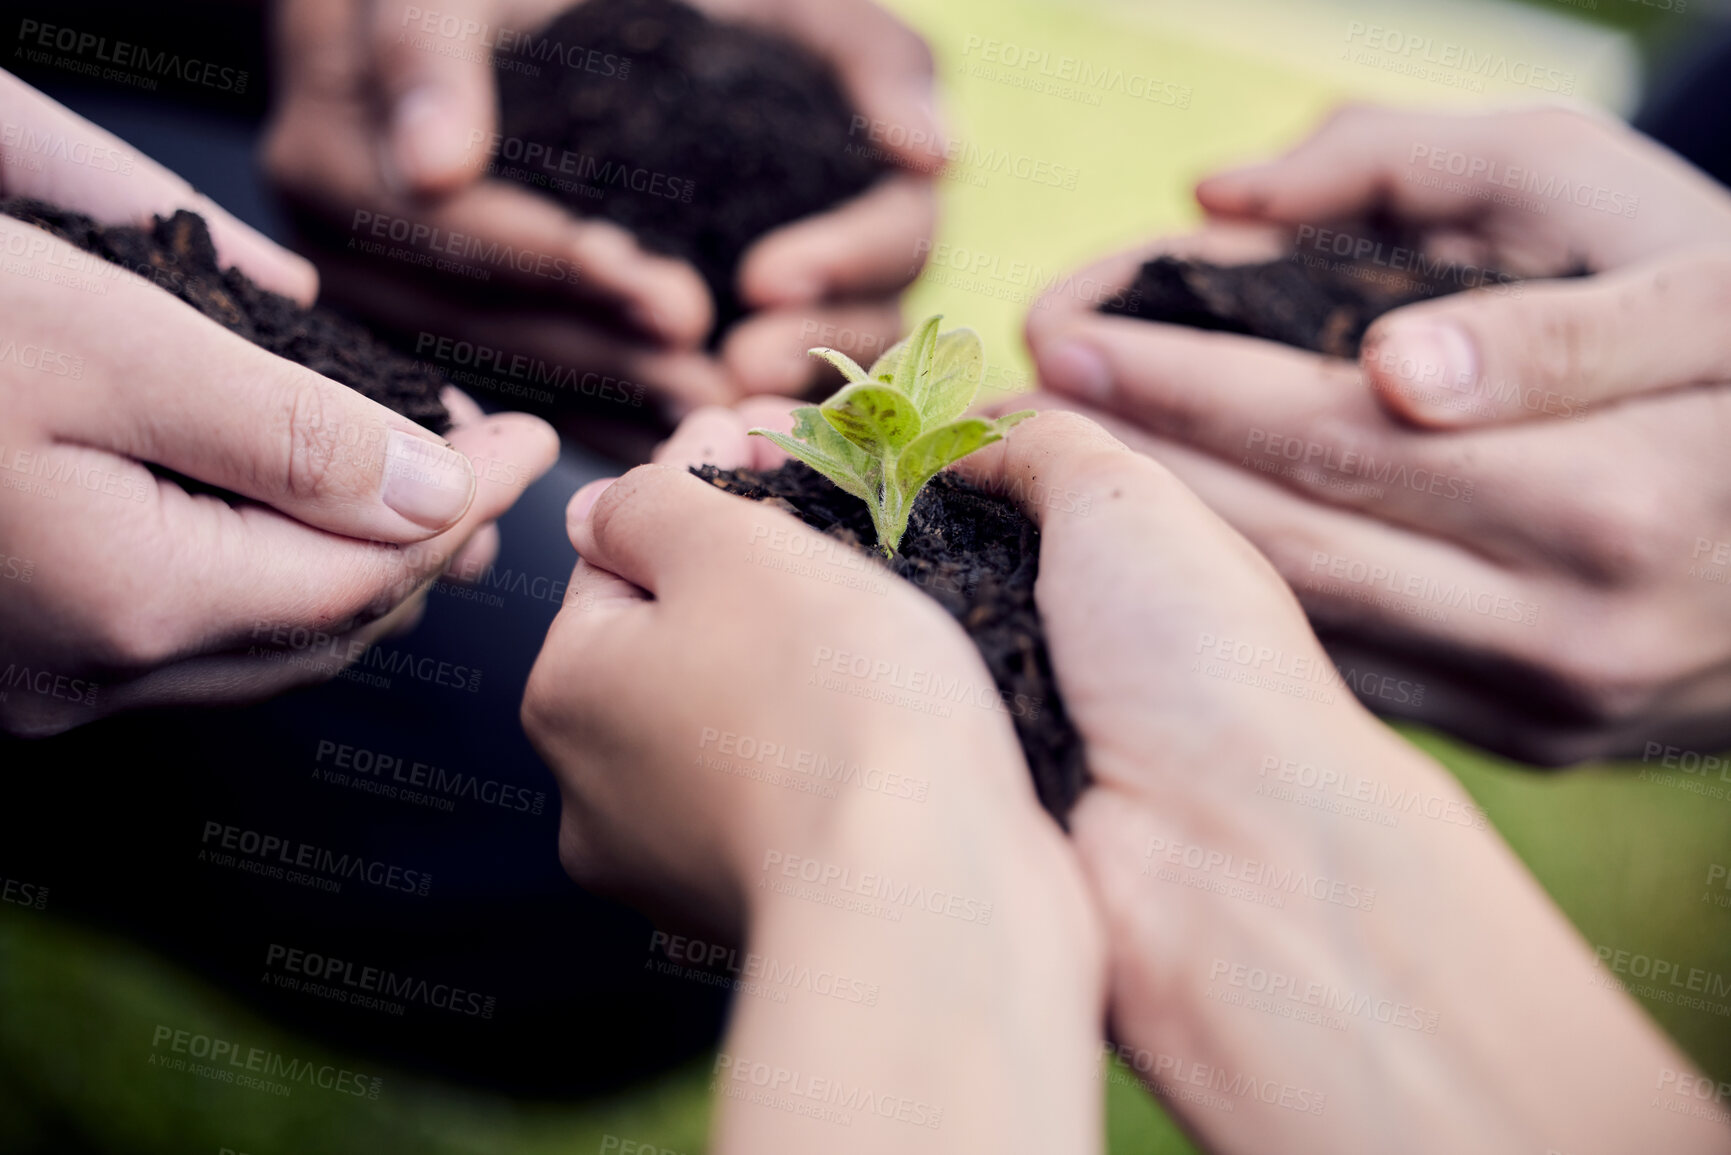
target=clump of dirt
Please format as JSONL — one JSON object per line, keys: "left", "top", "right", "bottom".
{"left": 1103, "top": 226, "right": 1521, "bottom": 357}
{"left": 495, "top": 0, "right": 889, "bottom": 339}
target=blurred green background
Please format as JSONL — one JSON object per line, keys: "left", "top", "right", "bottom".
{"left": 3, "top": 0, "right": 1727, "bottom": 1151}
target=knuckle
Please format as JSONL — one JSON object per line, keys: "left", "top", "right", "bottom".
{"left": 1547, "top": 477, "right": 1671, "bottom": 585}
{"left": 555, "top": 810, "right": 596, "bottom": 884}
{"left": 89, "top": 605, "right": 180, "bottom": 669}
{"left": 585, "top": 464, "right": 668, "bottom": 548}
{"left": 1522, "top": 303, "right": 1604, "bottom": 394}
{"left": 276, "top": 380, "right": 353, "bottom": 504}
{"left": 1536, "top": 618, "right": 1661, "bottom": 723}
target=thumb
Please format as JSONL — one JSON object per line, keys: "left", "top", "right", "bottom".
{"left": 372, "top": 0, "right": 498, "bottom": 193}
{"left": 1362, "top": 250, "right": 1731, "bottom": 428}
{"left": 47, "top": 237, "right": 484, "bottom": 543}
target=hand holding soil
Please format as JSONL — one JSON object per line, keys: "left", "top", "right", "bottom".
{"left": 946, "top": 411, "right": 1724, "bottom": 1155}
{"left": 1022, "top": 105, "right": 1731, "bottom": 764}
{"left": 524, "top": 404, "right": 1106, "bottom": 1153}
{"left": 0, "top": 79, "right": 560, "bottom": 736}
{"left": 264, "top": 0, "right": 941, "bottom": 411}
{"left": 526, "top": 404, "right": 1728, "bottom": 1155}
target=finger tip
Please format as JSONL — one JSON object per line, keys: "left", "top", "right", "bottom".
{"left": 566, "top": 477, "right": 617, "bottom": 544}
{"left": 1034, "top": 334, "right": 1113, "bottom": 407}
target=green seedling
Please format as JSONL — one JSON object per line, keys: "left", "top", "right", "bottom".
{"left": 749, "top": 315, "right": 1034, "bottom": 557}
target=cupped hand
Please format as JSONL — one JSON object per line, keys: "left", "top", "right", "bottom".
{"left": 519, "top": 400, "right": 1057, "bottom": 933}
{"left": 264, "top": 0, "right": 941, "bottom": 412}
{"left": 522, "top": 402, "right": 1107, "bottom": 1153}
{"left": 1022, "top": 106, "right": 1731, "bottom": 763}
{"left": 0, "top": 80, "right": 559, "bottom": 735}
{"left": 1195, "top": 103, "right": 1731, "bottom": 428}
{"left": 948, "top": 413, "right": 1726, "bottom": 1155}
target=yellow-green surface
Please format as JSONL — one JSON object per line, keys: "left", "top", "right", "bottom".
{"left": 3, "top": 1, "right": 1725, "bottom": 1152}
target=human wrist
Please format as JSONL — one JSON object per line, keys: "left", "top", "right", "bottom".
{"left": 1093, "top": 714, "right": 1711, "bottom": 1153}
{"left": 722, "top": 745, "right": 1105, "bottom": 1155}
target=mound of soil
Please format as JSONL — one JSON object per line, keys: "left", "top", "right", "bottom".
{"left": 495, "top": 0, "right": 888, "bottom": 339}
{"left": 695, "top": 461, "right": 1087, "bottom": 822}
{"left": 1103, "top": 229, "right": 1518, "bottom": 357}
{"left": 0, "top": 197, "right": 450, "bottom": 432}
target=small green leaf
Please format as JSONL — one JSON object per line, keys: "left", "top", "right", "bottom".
{"left": 750, "top": 428, "right": 873, "bottom": 503}
{"left": 899, "top": 315, "right": 943, "bottom": 403}
{"left": 808, "top": 347, "right": 872, "bottom": 385}
{"left": 918, "top": 327, "right": 986, "bottom": 426}
{"left": 892, "top": 417, "right": 1003, "bottom": 501}
{"left": 865, "top": 313, "right": 941, "bottom": 385}
{"left": 821, "top": 383, "right": 922, "bottom": 458}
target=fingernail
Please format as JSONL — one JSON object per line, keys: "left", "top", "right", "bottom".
{"left": 1038, "top": 338, "right": 1112, "bottom": 404}
{"left": 392, "top": 86, "right": 467, "bottom": 188}
{"left": 383, "top": 429, "right": 476, "bottom": 528}
{"left": 1376, "top": 321, "right": 1479, "bottom": 395}
{"left": 568, "top": 478, "right": 616, "bottom": 527}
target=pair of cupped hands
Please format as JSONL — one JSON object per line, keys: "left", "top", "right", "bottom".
{"left": 520, "top": 103, "right": 1731, "bottom": 1153}
{"left": 0, "top": 0, "right": 936, "bottom": 734}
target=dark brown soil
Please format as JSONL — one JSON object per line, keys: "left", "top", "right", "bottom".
{"left": 695, "top": 461, "right": 1087, "bottom": 822}
{"left": 0, "top": 197, "right": 450, "bottom": 432}
{"left": 495, "top": 0, "right": 888, "bottom": 340}
{"left": 1103, "top": 227, "right": 1517, "bottom": 357}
